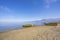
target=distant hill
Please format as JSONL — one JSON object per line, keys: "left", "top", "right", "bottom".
{"left": 41, "top": 18, "right": 60, "bottom": 23}
{"left": 23, "top": 18, "right": 60, "bottom": 26}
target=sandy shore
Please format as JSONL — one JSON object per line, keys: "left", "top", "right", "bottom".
{"left": 0, "top": 26, "right": 60, "bottom": 40}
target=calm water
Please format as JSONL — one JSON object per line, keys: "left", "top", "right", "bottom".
{"left": 0, "top": 18, "right": 60, "bottom": 32}
{"left": 0, "top": 22, "right": 44, "bottom": 32}
{"left": 0, "top": 23, "right": 26, "bottom": 32}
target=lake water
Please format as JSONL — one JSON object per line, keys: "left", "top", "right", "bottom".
{"left": 0, "top": 23, "right": 23, "bottom": 32}
{"left": 0, "top": 21, "right": 44, "bottom": 32}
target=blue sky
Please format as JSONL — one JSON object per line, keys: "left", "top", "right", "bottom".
{"left": 0, "top": 0, "right": 60, "bottom": 22}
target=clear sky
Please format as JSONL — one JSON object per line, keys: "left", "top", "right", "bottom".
{"left": 0, "top": 0, "right": 60, "bottom": 22}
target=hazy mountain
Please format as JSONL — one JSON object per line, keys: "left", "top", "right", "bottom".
{"left": 41, "top": 18, "right": 60, "bottom": 23}
{"left": 22, "top": 18, "right": 60, "bottom": 26}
